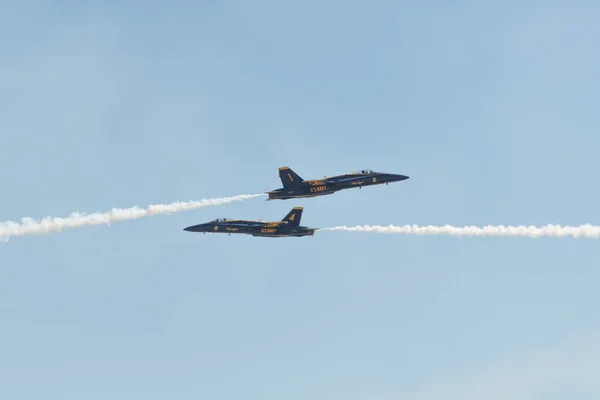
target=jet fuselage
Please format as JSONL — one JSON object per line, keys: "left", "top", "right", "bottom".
{"left": 183, "top": 207, "right": 316, "bottom": 238}
{"left": 267, "top": 168, "right": 409, "bottom": 200}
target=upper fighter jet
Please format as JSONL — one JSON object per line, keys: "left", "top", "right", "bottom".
{"left": 183, "top": 207, "right": 317, "bottom": 237}
{"left": 266, "top": 167, "right": 409, "bottom": 200}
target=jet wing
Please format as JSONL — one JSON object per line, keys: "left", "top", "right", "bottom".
{"left": 305, "top": 179, "right": 327, "bottom": 186}
{"left": 264, "top": 221, "right": 288, "bottom": 227}
{"left": 328, "top": 175, "right": 366, "bottom": 183}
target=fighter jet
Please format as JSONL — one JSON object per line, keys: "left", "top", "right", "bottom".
{"left": 266, "top": 167, "right": 409, "bottom": 200}
{"left": 183, "top": 207, "right": 317, "bottom": 237}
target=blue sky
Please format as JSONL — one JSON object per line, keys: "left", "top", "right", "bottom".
{"left": 1, "top": 1, "right": 600, "bottom": 399}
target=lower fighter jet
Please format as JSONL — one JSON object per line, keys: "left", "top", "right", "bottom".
{"left": 266, "top": 166, "right": 409, "bottom": 200}
{"left": 183, "top": 207, "right": 317, "bottom": 237}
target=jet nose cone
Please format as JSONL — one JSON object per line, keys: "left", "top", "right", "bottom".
{"left": 184, "top": 224, "right": 207, "bottom": 232}
{"left": 388, "top": 174, "right": 409, "bottom": 182}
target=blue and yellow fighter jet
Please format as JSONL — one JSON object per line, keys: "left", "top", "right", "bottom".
{"left": 183, "top": 207, "right": 317, "bottom": 237}
{"left": 266, "top": 167, "right": 409, "bottom": 200}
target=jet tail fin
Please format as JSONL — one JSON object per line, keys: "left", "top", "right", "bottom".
{"left": 278, "top": 167, "right": 303, "bottom": 188}
{"left": 281, "top": 207, "right": 303, "bottom": 226}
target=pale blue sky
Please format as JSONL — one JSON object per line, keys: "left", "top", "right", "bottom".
{"left": 1, "top": 1, "right": 600, "bottom": 399}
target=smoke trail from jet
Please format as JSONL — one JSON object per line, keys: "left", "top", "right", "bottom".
{"left": 323, "top": 224, "right": 600, "bottom": 239}
{"left": 0, "top": 193, "right": 265, "bottom": 242}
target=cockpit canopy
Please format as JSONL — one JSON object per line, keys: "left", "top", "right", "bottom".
{"left": 353, "top": 169, "right": 374, "bottom": 174}
{"left": 213, "top": 218, "right": 227, "bottom": 222}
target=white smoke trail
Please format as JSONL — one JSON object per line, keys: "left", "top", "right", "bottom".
{"left": 0, "top": 193, "right": 265, "bottom": 242}
{"left": 323, "top": 224, "right": 600, "bottom": 239}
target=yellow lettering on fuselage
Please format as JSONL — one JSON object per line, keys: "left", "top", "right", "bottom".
{"left": 261, "top": 228, "right": 277, "bottom": 233}
{"left": 309, "top": 186, "right": 327, "bottom": 193}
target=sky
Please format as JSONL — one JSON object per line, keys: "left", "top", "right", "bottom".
{"left": 1, "top": 0, "right": 600, "bottom": 399}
